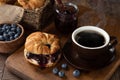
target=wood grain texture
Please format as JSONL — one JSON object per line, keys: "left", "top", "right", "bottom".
{"left": 2, "top": 67, "right": 22, "bottom": 80}
{"left": 110, "top": 67, "right": 120, "bottom": 80}
{"left": 5, "top": 46, "right": 120, "bottom": 80}
{"left": 0, "top": 55, "right": 8, "bottom": 79}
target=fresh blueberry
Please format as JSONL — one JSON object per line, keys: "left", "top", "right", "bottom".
{"left": 5, "top": 26, "right": 10, "bottom": 30}
{"left": 73, "top": 69, "right": 80, "bottom": 77}
{"left": 61, "top": 63, "right": 68, "bottom": 69}
{"left": 58, "top": 71, "right": 65, "bottom": 77}
{"left": 2, "top": 26, "right": 6, "bottom": 31}
{"left": 14, "top": 33, "right": 19, "bottom": 39}
{"left": 16, "top": 27, "right": 21, "bottom": 33}
{"left": 10, "top": 36, "right": 15, "bottom": 40}
{"left": 3, "top": 32, "right": 7, "bottom": 35}
{"left": 11, "top": 27, "right": 16, "bottom": 32}
{"left": 3, "top": 33, "right": 10, "bottom": 41}
{"left": 5, "top": 29, "right": 10, "bottom": 33}
{"left": 0, "top": 35, "right": 4, "bottom": 41}
{"left": 11, "top": 24, "right": 17, "bottom": 28}
{"left": 52, "top": 67, "right": 59, "bottom": 75}
{"left": 2, "top": 24, "right": 7, "bottom": 28}
{"left": 16, "top": 30, "right": 21, "bottom": 36}
{"left": 8, "top": 31, "right": 15, "bottom": 36}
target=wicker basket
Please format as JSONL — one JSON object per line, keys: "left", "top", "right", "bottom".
{"left": 20, "top": 0, "right": 55, "bottom": 31}
{"left": 6, "top": 0, "right": 17, "bottom": 4}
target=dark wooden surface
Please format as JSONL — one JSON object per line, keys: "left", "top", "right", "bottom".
{"left": 1, "top": 12, "right": 120, "bottom": 80}
{"left": 0, "top": 53, "right": 120, "bottom": 80}
{"left": 0, "top": 0, "right": 120, "bottom": 80}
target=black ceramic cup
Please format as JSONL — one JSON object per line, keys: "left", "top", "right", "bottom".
{"left": 65, "top": 26, "right": 117, "bottom": 70}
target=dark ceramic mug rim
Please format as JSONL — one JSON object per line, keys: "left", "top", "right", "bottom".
{"left": 72, "top": 26, "right": 110, "bottom": 49}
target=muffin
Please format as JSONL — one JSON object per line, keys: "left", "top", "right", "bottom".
{"left": 24, "top": 32, "right": 61, "bottom": 68}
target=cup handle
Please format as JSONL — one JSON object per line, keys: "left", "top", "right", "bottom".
{"left": 108, "top": 36, "right": 117, "bottom": 51}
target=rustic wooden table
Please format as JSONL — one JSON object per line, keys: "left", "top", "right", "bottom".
{"left": 0, "top": 18, "right": 120, "bottom": 80}
{"left": 0, "top": 16, "right": 120, "bottom": 80}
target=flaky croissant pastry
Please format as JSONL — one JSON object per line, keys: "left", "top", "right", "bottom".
{"left": 17, "top": 0, "right": 45, "bottom": 9}
{"left": 24, "top": 32, "right": 61, "bottom": 68}
{"left": 0, "top": 0, "right": 6, "bottom": 5}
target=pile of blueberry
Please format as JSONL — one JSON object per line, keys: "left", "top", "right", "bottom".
{"left": 52, "top": 63, "right": 80, "bottom": 78}
{"left": 0, "top": 24, "right": 22, "bottom": 41}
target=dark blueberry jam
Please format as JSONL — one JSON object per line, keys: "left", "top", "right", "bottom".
{"left": 26, "top": 53, "right": 48, "bottom": 67}
{"left": 26, "top": 51, "right": 60, "bottom": 67}
{"left": 51, "top": 51, "right": 60, "bottom": 62}
{"left": 54, "top": 3, "right": 78, "bottom": 34}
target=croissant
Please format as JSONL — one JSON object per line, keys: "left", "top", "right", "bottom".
{"left": 0, "top": 0, "right": 6, "bottom": 5}
{"left": 24, "top": 32, "right": 61, "bottom": 68}
{"left": 17, "top": 0, "right": 45, "bottom": 9}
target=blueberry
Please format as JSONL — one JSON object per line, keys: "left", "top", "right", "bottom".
{"left": 14, "top": 33, "right": 19, "bottom": 39}
{"left": 73, "top": 69, "right": 80, "bottom": 77}
{"left": 3, "top": 32, "right": 8, "bottom": 35}
{"left": 5, "top": 26, "right": 9, "bottom": 29}
{"left": 5, "top": 29, "right": 10, "bottom": 33}
{"left": 58, "top": 71, "right": 65, "bottom": 77}
{"left": 3, "top": 32, "right": 7, "bottom": 36}
{"left": 2, "top": 24, "right": 7, "bottom": 28}
{"left": 10, "top": 36, "right": 15, "bottom": 40}
{"left": 8, "top": 31, "right": 15, "bottom": 36}
{"left": 5, "top": 26, "right": 10, "bottom": 30}
{"left": 3, "top": 33, "right": 10, "bottom": 41}
{"left": 16, "top": 27, "right": 21, "bottom": 33}
{"left": 11, "top": 24, "right": 17, "bottom": 28}
{"left": 52, "top": 67, "right": 59, "bottom": 75}
{"left": 11, "top": 27, "right": 16, "bottom": 32}
{"left": 61, "top": 63, "right": 68, "bottom": 69}
{"left": 2, "top": 26, "right": 6, "bottom": 31}
{"left": 16, "top": 30, "right": 21, "bottom": 36}
{"left": 0, "top": 35, "right": 4, "bottom": 41}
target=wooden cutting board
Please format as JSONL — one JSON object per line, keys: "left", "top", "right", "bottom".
{"left": 5, "top": 4, "right": 120, "bottom": 80}
{"left": 5, "top": 22, "right": 120, "bottom": 80}
{"left": 5, "top": 41, "right": 120, "bottom": 80}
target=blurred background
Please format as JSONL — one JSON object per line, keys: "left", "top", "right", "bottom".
{"left": 72, "top": 0, "right": 120, "bottom": 20}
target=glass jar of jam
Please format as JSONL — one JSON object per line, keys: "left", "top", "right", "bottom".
{"left": 54, "top": 3, "right": 79, "bottom": 34}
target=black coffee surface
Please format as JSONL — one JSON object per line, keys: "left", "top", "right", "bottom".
{"left": 75, "top": 31, "right": 105, "bottom": 47}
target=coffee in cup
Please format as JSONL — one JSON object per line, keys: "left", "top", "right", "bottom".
{"left": 63, "top": 26, "right": 117, "bottom": 70}
{"left": 75, "top": 30, "right": 105, "bottom": 47}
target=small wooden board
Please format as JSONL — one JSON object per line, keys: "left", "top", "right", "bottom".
{"left": 5, "top": 45, "right": 120, "bottom": 80}
{"left": 5, "top": 23, "right": 120, "bottom": 80}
